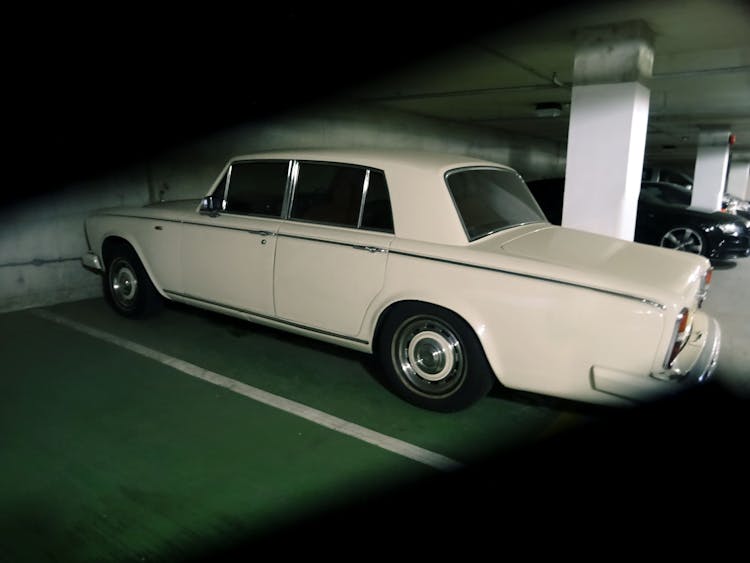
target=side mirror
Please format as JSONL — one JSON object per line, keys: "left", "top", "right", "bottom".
{"left": 199, "top": 195, "right": 223, "bottom": 217}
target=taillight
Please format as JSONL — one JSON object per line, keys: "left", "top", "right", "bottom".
{"left": 664, "top": 307, "right": 693, "bottom": 368}
{"left": 698, "top": 267, "right": 713, "bottom": 307}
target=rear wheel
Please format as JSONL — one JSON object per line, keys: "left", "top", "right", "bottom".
{"left": 104, "top": 244, "right": 162, "bottom": 318}
{"left": 377, "top": 303, "right": 495, "bottom": 412}
{"left": 660, "top": 227, "right": 706, "bottom": 256}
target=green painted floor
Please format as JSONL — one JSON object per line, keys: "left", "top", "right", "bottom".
{"left": 0, "top": 298, "right": 589, "bottom": 562}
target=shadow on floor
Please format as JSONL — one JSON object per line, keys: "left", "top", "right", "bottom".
{"left": 173, "top": 381, "right": 748, "bottom": 561}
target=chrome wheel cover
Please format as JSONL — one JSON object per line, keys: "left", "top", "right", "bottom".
{"left": 391, "top": 315, "right": 466, "bottom": 397}
{"left": 110, "top": 258, "right": 139, "bottom": 311}
{"left": 660, "top": 227, "right": 704, "bottom": 254}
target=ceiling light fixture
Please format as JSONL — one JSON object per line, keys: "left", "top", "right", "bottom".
{"left": 534, "top": 102, "right": 563, "bottom": 118}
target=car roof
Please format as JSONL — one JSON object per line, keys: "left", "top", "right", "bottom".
{"left": 221, "top": 148, "right": 521, "bottom": 246}
{"left": 227, "top": 148, "right": 515, "bottom": 174}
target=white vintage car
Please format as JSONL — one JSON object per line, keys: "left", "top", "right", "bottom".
{"left": 82, "top": 149, "right": 720, "bottom": 411}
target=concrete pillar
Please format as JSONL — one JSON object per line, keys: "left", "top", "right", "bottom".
{"left": 562, "top": 20, "right": 653, "bottom": 241}
{"left": 726, "top": 158, "right": 750, "bottom": 201}
{"left": 691, "top": 129, "right": 731, "bottom": 211}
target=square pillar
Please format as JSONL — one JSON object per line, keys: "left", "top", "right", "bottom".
{"left": 692, "top": 129, "right": 731, "bottom": 211}
{"left": 562, "top": 20, "right": 653, "bottom": 241}
{"left": 563, "top": 82, "right": 650, "bottom": 239}
{"left": 727, "top": 159, "right": 750, "bottom": 201}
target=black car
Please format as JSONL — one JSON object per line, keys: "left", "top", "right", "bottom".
{"left": 526, "top": 178, "right": 750, "bottom": 260}
{"left": 643, "top": 165, "right": 750, "bottom": 220}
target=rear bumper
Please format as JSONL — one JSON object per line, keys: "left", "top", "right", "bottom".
{"left": 591, "top": 312, "right": 720, "bottom": 403}
{"left": 672, "top": 314, "right": 721, "bottom": 384}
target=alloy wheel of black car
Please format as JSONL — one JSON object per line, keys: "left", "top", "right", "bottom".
{"left": 659, "top": 227, "right": 705, "bottom": 255}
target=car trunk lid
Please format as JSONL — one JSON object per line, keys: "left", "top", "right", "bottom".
{"left": 488, "top": 225, "right": 707, "bottom": 306}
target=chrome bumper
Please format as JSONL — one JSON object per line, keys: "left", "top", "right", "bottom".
{"left": 81, "top": 251, "right": 103, "bottom": 271}
{"left": 689, "top": 317, "right": 721, "bottom": 383}
{"left": 591, "top": 313, "right": 721, "bottom": 403}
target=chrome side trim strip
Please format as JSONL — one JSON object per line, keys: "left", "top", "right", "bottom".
{"left": 100, "top": 214, "right": 660, "bottom": 308}
{"left": 164, "top": 290, "right": 369, "bottom": 345}
{"left": 100, "top": 213, "right": 279, "bottom": 235}
{"left": 389, "top": 250, "right": 666, "bottom": 309}
{"left": 101, "top": 213, "right": 184, "bottom": 224}
{"left": 278, "top": 232, "right": 388, "bottom": 253}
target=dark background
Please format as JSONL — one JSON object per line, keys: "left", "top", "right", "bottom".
{"left": 12, "top": 4, "right": 564, "bottom": 188}
{"left": 11, "top": 8, "right": 454, "bottom": 181}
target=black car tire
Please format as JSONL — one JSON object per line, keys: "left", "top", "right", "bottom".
{"left": 659, "top": 226, "right": 707, "bottom": 256}
{"left": 104, "top": 244, "right": 163, "bottom": 318}
{"left": 377, "top": 302, "right": 495, "bottom": 412}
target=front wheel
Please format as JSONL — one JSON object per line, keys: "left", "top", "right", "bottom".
{"left": 104, "top": 245, "right": 162, "bottom": 318}
{"left": 377, "top": 303, "right": 495, "bottom": 412}
{"left": 659, "top": 227, "right": 706, "bottom": 256}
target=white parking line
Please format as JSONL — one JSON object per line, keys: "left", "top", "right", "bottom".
{"left": 32, "top": 309, "right": 463, "bottom": 472}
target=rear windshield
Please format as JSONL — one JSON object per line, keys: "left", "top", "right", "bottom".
{"left": 446, "top": 167, "right": 547, "bottom": 240}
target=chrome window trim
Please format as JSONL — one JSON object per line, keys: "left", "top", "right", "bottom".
{"left": 164, "top": 289, "right": 369, "bottom": 345}
{"left": 222, "top": 164, "right": 233, "bottom": 210}
{"left": 282, "top": 160, "right": 300, "bottom": 220}
{"left": 389, "top": 249, "right": 666, "bottom": 310}
{"left": 357, "top": 169, "right": 371, "bottom": 229}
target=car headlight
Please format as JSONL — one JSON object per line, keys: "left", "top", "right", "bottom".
{"left": 718, "top": 223, "right": 740, "bottom": 235}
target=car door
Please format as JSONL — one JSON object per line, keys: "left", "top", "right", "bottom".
{"left": 180, "top": 160, "right": 290, "bottom": 317}
{"left": 274, "top": 161, "right": 395, "bottom": 338}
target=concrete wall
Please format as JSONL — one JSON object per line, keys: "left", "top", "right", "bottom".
{"left": 151, "top": 102, "right": 566, "bottom": 201}
{"left": 0, "top": 102, "right": 565, "bottom": 313}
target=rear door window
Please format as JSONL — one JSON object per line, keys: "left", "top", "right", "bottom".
{"left": 290, "top": 162, "right": 395, "bottom": 232}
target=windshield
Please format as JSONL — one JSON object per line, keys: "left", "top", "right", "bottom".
{"left": 640, "top": 183, "right": 691, "bottom": 206}
{"left": 446, "top": 167, "right": 547, "bottom": 241}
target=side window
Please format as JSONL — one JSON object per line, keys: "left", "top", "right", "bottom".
{"left": 661, "top": 169, "right": 692, "bottom": 187}
{"left": 361, "top": 170, "right": 394, "bottom": 232}
{"left": 290, "top": 163, "right": 365, "bottom": 227}
{"left": 224, "top": 161, "right": 288, "bottom": 217}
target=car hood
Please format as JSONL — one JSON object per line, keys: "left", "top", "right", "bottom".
{"left": 643, "top": 200, "right": 745, "bottom": 225}
{"left": 493, "top": 225, "right": 707, "bottom": 307}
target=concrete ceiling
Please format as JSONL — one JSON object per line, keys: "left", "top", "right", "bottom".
{"left": 347, "top": 0, "right": 750, "bottom": 167}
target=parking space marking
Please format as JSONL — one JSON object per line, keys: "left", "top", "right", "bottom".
{"left": 32, "top": 309, "right": 463, "bottom": 472}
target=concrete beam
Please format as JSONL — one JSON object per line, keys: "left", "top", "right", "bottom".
{"left": 573, "top": 20, "right": 654, "bottom": 85}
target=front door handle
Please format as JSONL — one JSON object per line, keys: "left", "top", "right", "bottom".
{"left": 353, "top": 245, "right": 386, "bottom": 253}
